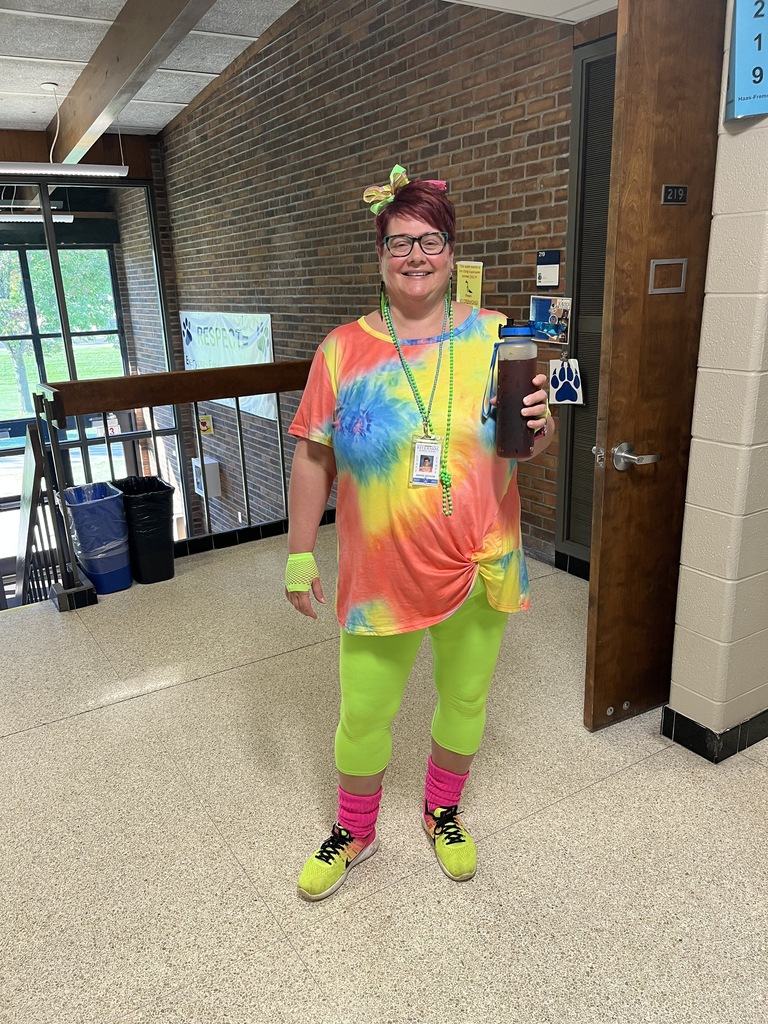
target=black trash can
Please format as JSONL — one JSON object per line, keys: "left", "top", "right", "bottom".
{"left": 62, "top": 482, "right": 132, "bottom": 594}
{"left": 113, "top": 476, "right": 176, "bottom": 584}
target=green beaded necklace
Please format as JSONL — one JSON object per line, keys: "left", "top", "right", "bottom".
{"left": 382, "top": 294, "right": 454, "bottom": 516}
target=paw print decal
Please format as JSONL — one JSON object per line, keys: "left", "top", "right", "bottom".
{"left": 181, "top": 316, "right": 193, "bottom": 348}
{"left": 551, "top": 360, "right": 581, "bottom": 403}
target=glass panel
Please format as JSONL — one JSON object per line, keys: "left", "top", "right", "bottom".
{"left": 35, "top": 333, "right": 69, "bottom": 383}
{"left": 0, "top": 451, "right": 23, "bottom": 495}
{"left": 0, "top": 250, "right": 32, "bottom": 421}
{"left": 73, "top": 333, "right": 124, "bottom": 380}
{"left": 0, "top": 249, "right": 30, "bottom": 335}
{"left": 96, "top": 440, "right": 130, "bottom": 481}
{"left": 26, "top": 247, "right": 69, "bottom": 389}
{"left": 0, "top": 448, "right": 23, "bottom": 561}
{"left": 64, "top": 447, "right": 88, "bottom": 487}
{"left": 63, "top": 439, "right": 125, "bottom": 485}
{"left": 153, "top": 433, "right": 185, "bottom": 541}
{"left": 0, "top": 505, "right": 20, "bottom": 563}
{"left": 1, "top": 178, "right": 186, "bottom": 536}
{"left": 86, "top": 411, "right": 120, "bottom": 439}
{"left": 51, "top": 184, "right": 171, "bottom": 376}
{"left": 58, "top": 249, "right": 117, "bottom": 333}
{"left": 133, "top": 403, "right": 174, "bottom": 436}
{"left": 150, "top": 404, "right": 176, "bottom": 430}
{"left": 109, "top": 185, "right": 171, "bottom": 374}
{"left": 242, "top": 410, "right": 286, "bottom": 523}
{"left": 0, "top": 196, "right": 65, "bottom": 426}
{"left": 26, "top": 248, "right": 62, "bottom": 339}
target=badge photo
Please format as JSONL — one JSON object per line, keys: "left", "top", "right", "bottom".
{"left": 410, "top": 437, "right": 442, "bottom": 487}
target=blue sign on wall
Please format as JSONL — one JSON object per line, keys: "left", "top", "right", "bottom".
{"left": 726, "top": 0, "right": 768, "bottom": 120}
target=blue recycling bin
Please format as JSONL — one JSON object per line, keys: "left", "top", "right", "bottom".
{"left": 63, "top": 481, "right": 132, "bottom": 595}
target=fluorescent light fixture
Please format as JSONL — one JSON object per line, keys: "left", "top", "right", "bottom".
{"left": 0, "top": 200, "right": 64, "bottom": 209}
{"left": 0, "top": 86, "right": 130, "bottom": 180}
{"left": 0, "top": 162, "right": 128, "bottom": 178}
{"left": 0, "top": 213, "right": 75, "bottom": 223}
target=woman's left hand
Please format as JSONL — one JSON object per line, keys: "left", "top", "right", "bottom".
{"left": 522, "top": 373, "right": 549, "bottom": 432}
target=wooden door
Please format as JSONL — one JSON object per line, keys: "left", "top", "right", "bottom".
{"left": 585, "top": 0, "right": 727, "bottom": 730}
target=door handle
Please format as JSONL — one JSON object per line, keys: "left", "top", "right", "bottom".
{"left": 612, "top": 441, "right": 661, "bottom": 472}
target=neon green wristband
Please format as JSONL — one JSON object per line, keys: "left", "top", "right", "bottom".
{"left": 285, "top": 552, "right": 319, "bottom": 592}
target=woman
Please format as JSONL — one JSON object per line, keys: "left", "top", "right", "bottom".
{"left": 285, "top": 164, "right": 553, "bottom": 901}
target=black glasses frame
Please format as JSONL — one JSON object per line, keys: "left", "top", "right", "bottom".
{"left": 382, "top": 232, "right": 450, "bottom": 257}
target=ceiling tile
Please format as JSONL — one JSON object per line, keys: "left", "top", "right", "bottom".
{"left": 0, "top": 59, "right": 84, "bottom": 97}
{"left": 0, "top": 94, "right": 58, "bottom": 131}
{"left": 132, "top": 69, "right": 217, "bottom": 105}
{"left": 0, "top": 1, "right": 121, "bottom": 15}
{"left": 0, "top": 0, "right": 612, "bottom": 139}
{"left": 197, "top": 0, "right": 297, "bottom": 36}
{"left": 1, "top": 11, "right": 108, "bottom": 62}
{"left": 160, "top": 31, "right": 255, "bottom": 75}
{"left": 108, "top": 100, "right": 187, "bottom": 135}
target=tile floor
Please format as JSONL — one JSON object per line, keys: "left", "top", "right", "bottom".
{"left": 1, "top": 524, "right": 767, "bottom": 1023}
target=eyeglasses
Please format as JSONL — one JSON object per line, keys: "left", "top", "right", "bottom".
{"left": 383, "top": 232, "right": 450, "bottom": 257}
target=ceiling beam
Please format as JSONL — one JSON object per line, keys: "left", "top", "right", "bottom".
{"left": 47, "top": 0, "right": 218, "bottom": 164}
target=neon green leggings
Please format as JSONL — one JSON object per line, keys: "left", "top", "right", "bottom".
{"left": 335, "top": 577, "right": 509, "bottom": 776}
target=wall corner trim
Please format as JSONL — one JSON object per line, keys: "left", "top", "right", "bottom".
{"left": 661, "top": 704, "right": 768, "bottom": 762}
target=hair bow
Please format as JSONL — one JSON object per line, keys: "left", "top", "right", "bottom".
{"left": 362, "top": 164, "right": 410, "bottom": 214}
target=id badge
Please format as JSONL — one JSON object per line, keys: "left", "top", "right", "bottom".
{"left": 410, "top": 435, "right": 442, "bottom": 487}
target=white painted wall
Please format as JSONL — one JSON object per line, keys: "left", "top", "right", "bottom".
{"left": 670, "top": 0, "right": 768, "bottom": 733}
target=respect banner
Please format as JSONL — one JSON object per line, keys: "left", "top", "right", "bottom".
{"left": 180, "top": 310, "right": 277, "bottom": 420}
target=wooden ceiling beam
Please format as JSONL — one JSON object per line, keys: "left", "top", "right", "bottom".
{"left": 47, "top": 0, "right": 218, "bottom": 164}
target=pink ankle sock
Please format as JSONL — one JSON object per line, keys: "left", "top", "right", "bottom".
{"left": 337, "top": 786, "right": 382, "bottom": 840}
{"left": 424, "top": 756, "right": 469, "bottom": 812}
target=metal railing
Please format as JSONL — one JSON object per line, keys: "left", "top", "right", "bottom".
{"left": 10, "top": 420, "right": 93, "bottom": 610}
{"left": 10, "top": 359, "right": 312, "bottom": 611}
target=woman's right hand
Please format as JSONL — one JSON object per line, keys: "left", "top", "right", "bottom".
{"left": 285, "top": 576, "right": 326, "bottom": 619}
{"left": 284, "top": 440, "right": 336, "bottom": 620}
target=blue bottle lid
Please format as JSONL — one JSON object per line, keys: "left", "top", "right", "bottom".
{"left": 498, "top": 318, "right": 533, "bottom": 340}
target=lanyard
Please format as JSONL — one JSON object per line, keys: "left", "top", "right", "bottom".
{"left": 384, "top": 301, "right": 448, "bottom": 436}
{"left": 382, "top": 295, "right": 455, "bottom": 516}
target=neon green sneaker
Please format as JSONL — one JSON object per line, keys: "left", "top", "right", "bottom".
{"left": 297, "top": 823, "right": 379, "bottom": 902}
{"left": 422, "top": 803, "right": 477, "bottom": 881}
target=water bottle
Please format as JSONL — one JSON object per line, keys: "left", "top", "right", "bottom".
{"left": 495, "top": 320, "right": 538, "bottom": 459}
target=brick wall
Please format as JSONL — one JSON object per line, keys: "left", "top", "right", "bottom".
{"left": 111, "top": 183, "right": 192, "bottom": 529}
{"left": 114, "top": 188, "right": 167, "bottom": 376}
{"left": 158, "top": 0, "right": 580, "bottom": 559}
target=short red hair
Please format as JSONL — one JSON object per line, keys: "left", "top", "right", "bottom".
{"left": 375, "top": 179, "right": 456, "bottom": 252}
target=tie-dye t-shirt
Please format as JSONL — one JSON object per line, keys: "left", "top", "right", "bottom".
{"left": 289, "top": 307, "right": 531, "bottom": 636}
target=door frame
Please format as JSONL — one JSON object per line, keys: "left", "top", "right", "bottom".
{"left": 584, "top": 0, "right": 726, "bottom": 730}
{"left": 557, "top": 33, "right": 617, "bottom": 574}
